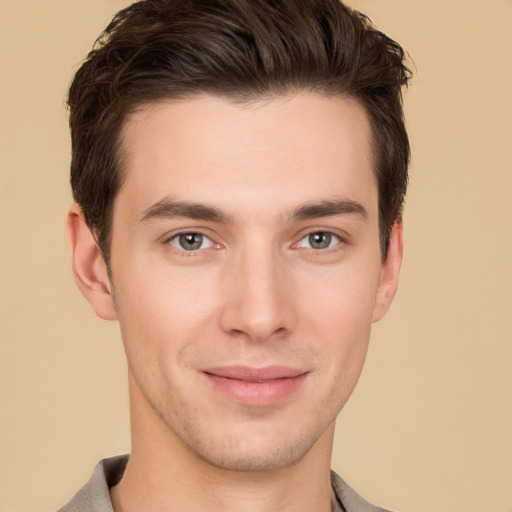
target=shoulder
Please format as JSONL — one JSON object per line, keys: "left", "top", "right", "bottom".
{"left": 331, "top": 470, "right": 393, "bottom": 512}
{"left": 58, "top": 455, "right": 128, "bottom": 512}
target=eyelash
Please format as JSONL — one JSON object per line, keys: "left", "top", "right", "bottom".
{"left": 293, "top": 231, "right": 343, "bottom": 251}
{"left": 164, "top": 229, "right": 345, "bottom": 255}
{"left": 165, "top": 231, "right": 217, "bottom": 254}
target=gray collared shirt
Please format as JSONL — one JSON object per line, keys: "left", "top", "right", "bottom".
{"left": 58, "top": 455, "right": 391, "bottom": 512}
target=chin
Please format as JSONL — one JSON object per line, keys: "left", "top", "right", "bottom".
{"left": 193, "top": 438, "right": 314, "bottom": 473}
{"left": 178, "top": 418, "right": 332, "bottom": 473}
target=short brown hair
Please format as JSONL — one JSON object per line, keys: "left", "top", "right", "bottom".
{"left": 68, "top": 0, "right": 411, "bottom": 266}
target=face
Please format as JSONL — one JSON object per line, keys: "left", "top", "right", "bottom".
{"left": 71, "top": 92, "right": 402, "bottom": 472}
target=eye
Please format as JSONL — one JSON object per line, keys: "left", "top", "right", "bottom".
{"left": 297, "top": 231, "right": 340, "bottom": 250}
{"left": 169, "top": 232, "right": 213, "bottom": 251}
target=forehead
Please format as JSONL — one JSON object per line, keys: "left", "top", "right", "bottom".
{"left": 117, "top": 93, "right": 377, "bottom": 220}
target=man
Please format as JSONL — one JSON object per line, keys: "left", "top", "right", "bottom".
{"left": 60, "top": 0, "right": 411, "bottom": 510}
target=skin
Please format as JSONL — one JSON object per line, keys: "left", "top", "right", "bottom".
{"left": 67, "top": 92, "right": 403, "bottom": 512}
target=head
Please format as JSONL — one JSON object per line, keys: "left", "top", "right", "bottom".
{"left": 67, "top": 0, "right": 411, "bottom": 474}
{"left": 68, "top": 0, "right": 411, "bottom": 269}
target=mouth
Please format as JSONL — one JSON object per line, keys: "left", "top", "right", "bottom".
{"left": 202, "top": 365, "right": 309, "bottom": 406}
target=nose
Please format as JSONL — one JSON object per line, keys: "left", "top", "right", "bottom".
{"left": 219, "top": 243, "right": 296, "bottom": 343}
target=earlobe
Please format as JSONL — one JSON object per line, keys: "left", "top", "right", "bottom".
{"left": 372, "top": 218, "right": 404, "bottom": 323}
{"left": 66, "top": 203, "right": 118, "bottom": 321}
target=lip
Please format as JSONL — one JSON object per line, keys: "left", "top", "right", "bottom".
{"left": 202, "top": 365, "right": 309, "bottom": 406}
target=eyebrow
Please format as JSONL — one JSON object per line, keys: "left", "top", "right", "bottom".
{"left": 139, "top": 197, "right": 367, "bottom": 224}
{"left": 290, "top": 199, "right": 368, "bottom": 222}
{"left": 140, "top": 199, "right": 230, "bottom": 224}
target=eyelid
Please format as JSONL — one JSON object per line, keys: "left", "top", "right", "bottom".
{"left": 162, "top": 228, "right": 222, "bottom": 252}
{"left": 291, "top": 228, "right": 348, "bottom": 250}
{"left": 159, "top": 226, "right": 349, "bottom": 253}
{"left": 170, "top": 232, "right": 212, "bottom": 250}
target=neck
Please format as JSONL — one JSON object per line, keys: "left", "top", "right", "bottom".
{"left": 111, "top": 375, "right": 335, "bottom": 512}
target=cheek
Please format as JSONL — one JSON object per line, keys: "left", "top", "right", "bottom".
{"left": 296, "top": 261, "right": 379, "bottom": 382}
{"left": 111, "top": 260, "right": 220, "bottom": 369}
{"left": 299, "top": 259, "right": 381, "bottom": 332}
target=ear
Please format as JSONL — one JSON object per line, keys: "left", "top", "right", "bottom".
{"left": 66, "top": 203, "right": 118, "bottom": 321}
{"left": 372, "top": 217, "right": 404, "bottom": 323}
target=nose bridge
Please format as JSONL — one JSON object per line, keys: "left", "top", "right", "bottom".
{"left": 219, "top": 236, "right": 294, "bottom": 341}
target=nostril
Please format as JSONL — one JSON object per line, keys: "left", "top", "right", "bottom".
{"left": 274, "top": 326, "right": 287, "bottom": 337}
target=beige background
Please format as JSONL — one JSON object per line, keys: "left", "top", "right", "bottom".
{"left": 0, "top": 1, "right": 511, "bottom": 511}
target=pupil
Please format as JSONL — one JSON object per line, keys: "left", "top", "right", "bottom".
{"left": 310, "top": 232, "right": 331, "bottom": 249}
{"left": 179, "top": 233, "right": 202, "bottom": 250}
